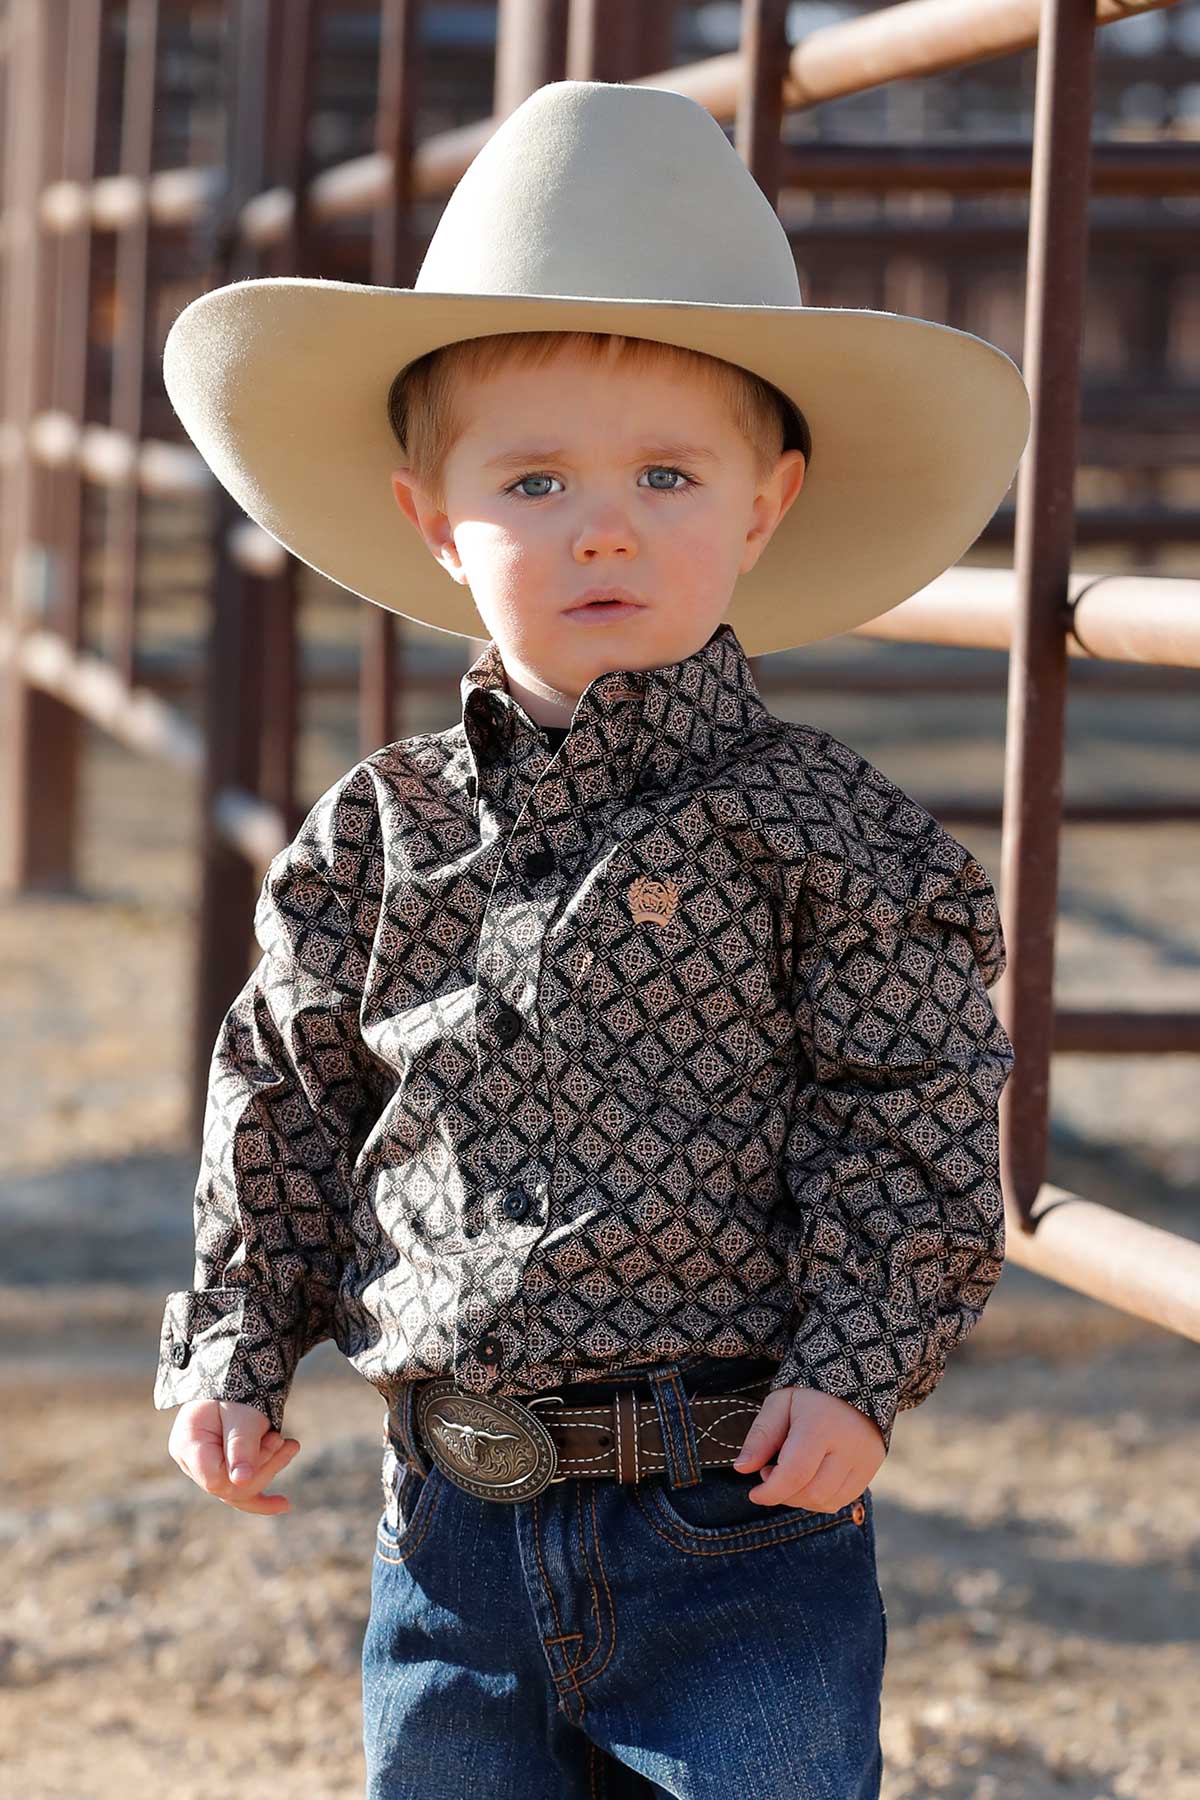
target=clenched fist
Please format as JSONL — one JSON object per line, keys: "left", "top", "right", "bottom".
{"left": 167, "top": 1398, "right": 301, "bottom": 1515}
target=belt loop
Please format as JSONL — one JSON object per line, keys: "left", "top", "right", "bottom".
{"left": 613, "top": 1389, "right": 639, "bottom": 1483}
{"left": 645, "top": 1361, "right": 703, "bottom": 1490}
{"left": 386, "top": 1381, "right": 432, "bottom": 1478}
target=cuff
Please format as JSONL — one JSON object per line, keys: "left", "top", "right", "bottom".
{"left": 152, "top": 1287, "right": 297, "bottom": 1437}
{"left": 767, "top": 1296, "right": 907, "bottom": 1455}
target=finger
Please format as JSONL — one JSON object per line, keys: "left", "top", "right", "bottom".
{"left": 228, "top": 1468, "right": 296, "bottom": 1512}
{"left": 225, "top": 1417, "right": 268, "bottom": 1485}
{"left": 226, "top": 1484, "right": 293, "bottom": 1516}
{"left": 732, "top": 1392, "right": 790, "bottom": 1472}
{"left": 749, "top": 1434, "right": 828, "bottom": 1504}
{"left": 181, "top": 1432, "right": 297, "bottom": 1500}
{"left": 220, "top": 1435, "right": 300, "bottom": 1496}
{"left": 741, "top": 1459, "right": 777, "bottom": 1492}
{"left": 789, "top": 1455, "right": 856, "bottom": 1513}
{"left": 220, "top": 1449, "right": 301, "bottom": 1514}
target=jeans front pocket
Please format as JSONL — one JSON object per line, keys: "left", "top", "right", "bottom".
{"left": 637, "top": 1461, "right": 868, "bottom": 1554}
{"left": 375, "top": 1439, "right": 444, "bottom": 1563}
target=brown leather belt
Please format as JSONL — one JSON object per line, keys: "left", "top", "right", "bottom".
{"left": 410, "top": 1376, "right": 773, "bottom": 1504}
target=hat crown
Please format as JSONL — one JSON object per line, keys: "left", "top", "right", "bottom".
{"left": 415, "top": 80, "right": 803, "bottom": 309}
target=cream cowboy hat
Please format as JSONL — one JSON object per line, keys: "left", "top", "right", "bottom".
{"left": 161, "top": 79, "right": 1031, "bottom": 658}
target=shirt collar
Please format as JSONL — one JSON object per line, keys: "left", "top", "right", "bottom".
{"left": 458, "top": 621, "right": 773, "bottom": 799}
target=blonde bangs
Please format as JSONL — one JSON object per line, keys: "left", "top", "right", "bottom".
{"left": 388, "top": 331, "right": 796, "bottom": 508}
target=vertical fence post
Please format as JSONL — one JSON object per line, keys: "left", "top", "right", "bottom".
{"left": 190, "top": 0, "right": 275, "bottom": 1140}
{"left": 999, "top": 0, "right": 1098, "bottom": 1225}
{"left": 50, "top": 0, "right": 105, "bottom": 660}
{"left": 254, "top": 0, "right": 321, "bottom": 843}
{"left": 736, "top": 0, "right": 791, "bottom": 207}
{"left": 566, "top": 0, "right": 644, "bottom": 82}
{"left": 735, "top": 0, "right": 792, "bottom": 708}
{"left": 363, "top": 0, "right": 423, "bottom": 758}
{"left": 495, "top": 0, "right": 568, "bottom": 118}
{"left": 0, "top": 0, "right": 79, "bottom": 895}
{"left": 104, "top": 0, "right": 159, "bottom": 689}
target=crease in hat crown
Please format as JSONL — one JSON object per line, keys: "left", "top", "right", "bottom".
{"left": 413, "top": 80, "right": 803, "bottom": 309}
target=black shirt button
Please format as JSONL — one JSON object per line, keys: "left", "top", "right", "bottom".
{"left": 502, "top": 1185, "right": 532, "bottom": 1221}
{"left": 466, "top": 774, "right": 477, "bottom": 799}
{"left": 479, "top": 1337, "right": 502, "bottom": 1364}
{"left": 493, "top": 1003, "right": 523, "bottom": 1043}
{"left": 171, "top": 1341, "right": 191, "bottom": 1369}
{"left": 524, "top": 847, "right": 555, "bottom": 882}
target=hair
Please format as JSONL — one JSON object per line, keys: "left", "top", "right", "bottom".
{"left": 386, "top": 330, "right": 811, "bottom": 511}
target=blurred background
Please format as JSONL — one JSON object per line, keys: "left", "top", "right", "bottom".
{"left": 1, "top": 3, "right": 1198, "bottom": 1796}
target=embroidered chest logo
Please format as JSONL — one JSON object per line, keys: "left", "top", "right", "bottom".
{"left": 627, "top": 873, "right": 680, "bottom": 927}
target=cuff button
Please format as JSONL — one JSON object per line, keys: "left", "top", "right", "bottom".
{"left": 171, "top": 1341, "right": 192, "bottom": 1368}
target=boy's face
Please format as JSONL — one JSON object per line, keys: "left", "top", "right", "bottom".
{"left": 390, "top": 344, "right": 806, "bottom": 726}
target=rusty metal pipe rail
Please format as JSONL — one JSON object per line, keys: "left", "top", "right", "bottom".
{"left": 90, "top": 656, "right": 1200, "bottom": 703}
{"left": 1053, "top": 1012, "right": 1200, "bottom": 1055}
{"left": 1004, "top": 1190, "right": 1200, "bottom": 1343}
{"left": 777, "top": 141, "right": 1200, "bottom": 195}
{"left": 21, "top": 160, "right": 1200, "bottom": 246}
{"left": 29, "top": 137, "right": 1200, "bottom": 243}
{"left": 6, "top": 572, "right": 1200, "bottom": 704}
{"left": 851, "top": 569, "right": 1200, "bottom": 668}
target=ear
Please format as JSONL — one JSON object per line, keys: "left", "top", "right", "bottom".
{"left": 390, "top": 468, "right": 468, "bottom": 585}
{"left": 739, "top": 449, "right": 807, "bottom": 577}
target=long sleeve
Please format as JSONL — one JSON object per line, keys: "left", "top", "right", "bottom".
{"left": 768, "top": 838, "right": 1015, "bottom": 1454}
{"left": 153, "top": 765, "right": 386, "bottom": 1435}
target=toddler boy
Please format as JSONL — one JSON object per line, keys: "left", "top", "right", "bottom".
{"left": 155, "top": 80, "right": 1026, "bottom": 1797}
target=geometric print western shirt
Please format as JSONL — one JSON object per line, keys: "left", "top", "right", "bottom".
{"left": 153, "top": 620, "right": 1015, "bottom": 1454}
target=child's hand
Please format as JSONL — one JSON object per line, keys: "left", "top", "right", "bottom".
{"left": 167, "top": 1398, "right": 301, "bottom": 1515}
{"left": 732, "top": 1387, "right": 886, "bottom": 1511}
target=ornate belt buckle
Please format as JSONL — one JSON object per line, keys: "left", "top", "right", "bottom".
{"left": 414, "top": 1379, "right": 564, "bottom": 1502}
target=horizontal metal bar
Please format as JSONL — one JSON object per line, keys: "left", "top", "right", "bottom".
{"left": 914, "top": 799, "right": 1200, "bottom": 828}
{"left": 1053, "top": 1010, "right": 1200, "bottom": 1054}
{"left": 0, "top": 622, "right": 202, "bottom": 770}
{"left": 776, "top": 139, "right": 1200, "bottom": 195}
{"left": 1005, "top": 1185, "right": 1200, "bottom": 1344}
{"left": 852, "top": 568, "right": 1200, "bottom": 668}
{"left": 119, "top": 656, "right": 1200, "bottom": 704}
{"left": 0, "top": 413, "right": 210, "bottom": 493}
{"left": 211, "top": 783, "right": 289, "bottom": 873}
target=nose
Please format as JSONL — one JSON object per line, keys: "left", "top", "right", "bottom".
{"left": 573, "top": 508, "right": 636, "bottom": 562}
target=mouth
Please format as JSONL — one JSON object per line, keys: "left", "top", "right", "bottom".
{"left": 564, "top": 589, "right": 646, "bottom": 619}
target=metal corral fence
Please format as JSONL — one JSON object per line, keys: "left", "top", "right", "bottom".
{"left": 2, "top": 0, "right": 1198, "bottom": 1346}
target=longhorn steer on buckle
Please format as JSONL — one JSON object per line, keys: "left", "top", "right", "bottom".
{"left": 414, "top": 1380, "right": 566, "bottom": 1502}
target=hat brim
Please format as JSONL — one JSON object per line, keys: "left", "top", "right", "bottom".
{"left": 162, "top": 277, "right": 1030, "bottom": 656}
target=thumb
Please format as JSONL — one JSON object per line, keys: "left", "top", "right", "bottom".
{"left": 733, "top": 1391, "right": 790, "bottom": 1471}
{"left": 223, "top": 1410, "right": 269, "bottom": 1484}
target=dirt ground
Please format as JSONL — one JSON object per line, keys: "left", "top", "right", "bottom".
{"left": 2, "top": 632, "right": 1198, "bottom": 1799}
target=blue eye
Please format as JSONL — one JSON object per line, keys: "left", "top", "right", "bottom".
{"left": 504, "top": 466, "right": 696, "bottom": 500}
{"left": 510, "top": 474, "right": 560, "bottom": 499}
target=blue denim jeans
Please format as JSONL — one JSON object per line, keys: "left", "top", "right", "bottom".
{"left": 361, "top": 1356, "right": 887, "bottom": 1798}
